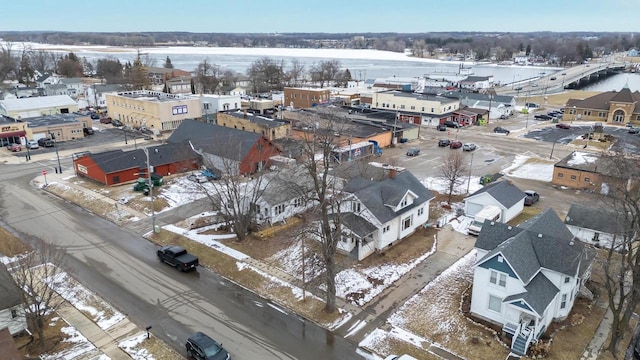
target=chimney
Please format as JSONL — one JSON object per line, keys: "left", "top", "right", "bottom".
{"left": 389, "top": 168, "right": 396, "bottom": 179}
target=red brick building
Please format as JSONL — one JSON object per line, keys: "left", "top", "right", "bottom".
{"left": 73, "top": 144, "right": 199, "bottom": 186}
{"left": 168, "top": 119, "right": 281, "bottom": 176}
{"left": 284, "top": 87, "right": 331, "bottom": 109}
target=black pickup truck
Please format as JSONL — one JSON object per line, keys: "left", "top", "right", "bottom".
{"left": 157, "top": 245, "right": 199, "bottom": 272}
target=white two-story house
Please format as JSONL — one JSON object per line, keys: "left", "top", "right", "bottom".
{"left": 0, "top": 264, "right": 27, "bottom": 335}
{"left": 470, "top": 209, "right": 595, "bottom": 356}
{"left": 335, "top": 170, "right": 435, "bottom": 260}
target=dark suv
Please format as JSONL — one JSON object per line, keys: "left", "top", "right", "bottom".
{"left": 443, "top": 120, "right": 460, "bottom": 128}
{"left": 438, "top": 139, "right": 451, "bottom": 147}
{"left": 38, "top": 138, "right": 55, "bottom": 147}
{"left": 186, "top": 332, "right": 230, "bottom": 360}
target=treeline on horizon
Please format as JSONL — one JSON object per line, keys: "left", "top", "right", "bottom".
{"left": 1, "top": 31, "right": 639, "bottom": 61}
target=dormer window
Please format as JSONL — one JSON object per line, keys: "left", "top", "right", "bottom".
{"left": 400, "top": 199, "right": 408, "bottom": 208}
{"left": 352, "top": 201, "right": 361, "bottom": 213}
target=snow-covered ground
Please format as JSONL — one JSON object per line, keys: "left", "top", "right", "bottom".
{"left": 119, "top": 333, "right": 155, "bottom": 360}
{"left": 501, "top": 154, "right": 555, "bottom": 182}
{"left": 41, "top": 321, "right": 102, "bottom": 360}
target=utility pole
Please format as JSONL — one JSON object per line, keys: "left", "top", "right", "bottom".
{"left": 301, "top": 234, "right": 306, "bottom": 302}
{"left": 466, "top": 151, "right": 474, "bottom": 194}
{"left": 144, "top": 148, "right": 156, "bottom": 233}
{"left": 49, "top": 131, "right": 62, "bottom": 173}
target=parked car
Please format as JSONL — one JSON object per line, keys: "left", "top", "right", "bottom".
{"left": 438, "top": 139, "right": 451, "bottom": 147}
{"left": 90, "top": 113, "right": 100, "bottom": 120}
{"left": 550, "top": 77, "right": 557, "bottom": 80}
{"left": 83, "top": 127, "right": 94, "bottom": 135}
{"left": 157, "top": 245, "right": 199, "bottom": 272}
{"left": 628, "top": 127, "right": 640, "bottom": 134}
{"left": 493, "top": 127, "right": 510, "bottom": 135}
{"left": 186, "top": 332, "right": 230, "bottom": 360}
{"left": 6, "top": 143, "right": 21, "bottom": 152}
{"left": 556, "top": 123, "right": 571, "bottom": 129}
{"left": 443, "top": 120, "right": 460, "bottom": 128}
{"left": 436, "top": 124, "right": 447, "bottom": 131}
{"left": 499, "top": 114, "right": 508, "bottom": 120}
{"left": 26, "top": 140, "right": 39, "bottom": 149}
{"left": 111, "top": 119, "right": 124, "bottom": 127}
{"left": 462, "top": 143, "right": 477, "bottom": 151}
{"left": 534, "top": 114, "right": 553, "bottom": 121}
{"left": 525, "top": 102, "right": 539, "bottom": 108}
{"left": 38, "top": 138, "right": 55, "bottom": 147}
{"left": 524, "top": 190, "right": 540, "bottom": 206}
{"left": 406, "top": 148, "right": 420, "bottom": 156}
{"left": 449, "top": 141, "right": 462, "bottom": 149}
{"left": 99, "top": 117, "right": 112, "bottom": 124}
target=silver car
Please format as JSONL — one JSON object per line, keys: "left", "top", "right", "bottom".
{"left": 462, "top": 143, "right": 477, "bottom": 151}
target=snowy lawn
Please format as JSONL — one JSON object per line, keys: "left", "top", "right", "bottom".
{"left": 362, "top": 251, "right": 511, "bottom": 360}
{"left": 501, "top": 154, "right": 555, "bottom": 182}
{"left": 45, "top": 270, "right": 125, "bottom": 330}
{"left": 40, "top": 317, "right": 103, "bottom": 360}
{"left": 118, "top": 333, "right": 183, "bottom": 360}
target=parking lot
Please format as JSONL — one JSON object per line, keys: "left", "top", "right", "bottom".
{"left": 522, "top": 123, "right": 640, "bottom": 154}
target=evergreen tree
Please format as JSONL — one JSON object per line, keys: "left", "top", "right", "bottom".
{"left": 164, "top": 56, "right": 174, "bottom": 69}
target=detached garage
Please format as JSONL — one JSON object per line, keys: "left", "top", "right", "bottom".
{"left": 464, "top": 180, "right": 526, "bottom": 222}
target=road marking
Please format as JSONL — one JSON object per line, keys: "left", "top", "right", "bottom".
{"left": 417, "top": 157, "right": 441, "bottom": 166}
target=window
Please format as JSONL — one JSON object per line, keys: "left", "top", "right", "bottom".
{"left": 560, "top": 294, "right": 567, "bottom": 309}
{"left": 274, "top": 204, "right": 285, "bottom": 215}
{"left": 421, "top": 107, "right": 425, "bottom": 112}
{"left": 488, "top": 295, "right": 502, "bottom": 313}
{"left": 400, "top": 105, "right": 405, "bottom": 109}
{"left": 410, "top": 105, "right": 415, "bottom": 110}
{"left": 400, "top": 198, "right": 407, "bottom": 207}
{"left": 402, "top": 216, "right": 412, "bottom": 230}
{"left": 570, "top": 175, "right": 576, "bottom": 180}
{"left": 489, "top": 270, "right": 507, "bottom": 287}
{"left": 382, "top": 225, "right": 390, "bottom": 233}
{"left": 584, "top": 110, "right": 591, "bottom": 116}
{"left": 11, "top": 309, "right": 18, "bottom": 318}
{"left": 564, "top": 276, "right": 570, "bottom": 283}
{"left": 584, "top": 177, "right": 590, "bottom": 182}
{"left": 598, "top": 112, "right": 607, "bottom": 117}
{"left": 557, "top": 173, "right": 564, "bottom": 178}
{"left": 352, "top": 201, "right": 361, "bottom": 213}
{"left": 417, "top": 207, "right": 424, "bottom": 216}
{"left": 593, "top": 232, "right": 600, "bottom": 242}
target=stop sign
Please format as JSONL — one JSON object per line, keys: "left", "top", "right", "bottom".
{"left": 42, "top": 170, "right": 47, "bottom": 175}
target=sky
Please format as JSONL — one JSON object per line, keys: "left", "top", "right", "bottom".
{"left": 1, "top": 0, "right": 638, "bottom": 33}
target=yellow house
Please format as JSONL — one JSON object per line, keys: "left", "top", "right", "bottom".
{"left": 371, "top": 90, "right": 460, "bottom": 115}
{"left": 106, "top": 91, "right": 202, "bottom": 133}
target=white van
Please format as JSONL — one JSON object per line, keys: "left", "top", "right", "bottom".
{"left": 467, "top": 205, "right": 502, "bottom": 236}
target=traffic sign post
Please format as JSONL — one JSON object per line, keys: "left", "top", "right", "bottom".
{"left": 42, "top": 170, "right": 48, "bottom": 186}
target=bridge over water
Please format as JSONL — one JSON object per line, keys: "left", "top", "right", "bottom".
{"left": 496, "top": 62, "right": 626, "bottom": 97}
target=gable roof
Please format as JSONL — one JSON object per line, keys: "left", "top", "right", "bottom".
{"left": 0, "top": 263, "right": 22, "bottom": 310}
{"left": 466, "top": 180, "right": 526, "bottom": 208}
{"left": 476, "top": 209, "right": 595, "bottom": 283}
{"left": 87, "top": 143, "right": 197, "bottom": 174}
{"left": 168, "top": 119, "right": 262, "bottom": 161}
{"left": 503, "top": 272, "right": 559, "bottom": 316}
{"left": 59, "top": 78, "right": 82, "bottom": 85}
{"left": 565, "top": 204, "right": 628, "bottom": 236}
{"left": 259, "top": 167, "right": 313, "bottom": 206}
{"left": 566, "top": 88, "right": 640, "bottom": 113}
{"left": 344, "top": 171, "right": 434, "bottom": 224}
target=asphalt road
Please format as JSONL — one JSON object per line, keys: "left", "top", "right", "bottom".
{"left": 0, "top": 163, "right": 361, "bottom": 360}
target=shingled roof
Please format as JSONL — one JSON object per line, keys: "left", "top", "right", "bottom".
{"left": 565, "top": 86, "right": 640, "bottom": 113}
{"left": 466, "top": 180, "right": 526, "bottom": 209}
{"left": 343, "top": 171, "right": 434, "bottom": 224}
{"left": 168, "top": 119, "right": 262, "bottom": 161}
{"left": 565, "top": 204, "right": 629, "bottom": 236}
{"left": 476, "top": 209, "right": 595, "bottom": 283}
{"left": 0, "top": 264, "right": 22, "bottom": 310}
{"left": 88, "top": 143, "right": 196, "bottom": 174}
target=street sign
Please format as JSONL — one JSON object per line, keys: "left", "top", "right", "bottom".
{"left": 42, "top": 170, "right": 47, "bottom": 175}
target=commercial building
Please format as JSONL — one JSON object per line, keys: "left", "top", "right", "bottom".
{"left": 0, "top": 113, "right": 92, "bottom": 146}
{"left": 0, "top": 95, "right": 79, "bottom": 119}
{"left": 216, "top": 111, "right": 290, "bottom": 141}
{"left": 105, "top": 91, "right": 202, "bottom": 133}
{"left": 564, "top": 85, "right": 640, "bottom": 126}
{"left": 284, "top": 87, "right": 330, "bottom": 109}
{"left": 370, "top": 90, "right": 461, "bottom": 125}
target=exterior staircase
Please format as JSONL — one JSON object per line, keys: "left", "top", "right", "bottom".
{"left": 511, "top": 327, "right": 533, "bottom": 356}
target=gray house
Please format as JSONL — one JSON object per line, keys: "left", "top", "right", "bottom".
{"left": 0, "top": 264, "right": 27, "bottom": 335}
{"left": 464, "top": 180, "right": 526, "bottom": 222}
{"left": 470, "top": 209, "right": 595, "bottom": 356}
{"left": 564, "top": 204, "right": 629, "bottom": 251}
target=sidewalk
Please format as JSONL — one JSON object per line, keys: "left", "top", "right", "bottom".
{"left": 57, "top": 302, "right": 139, "bottom": 360}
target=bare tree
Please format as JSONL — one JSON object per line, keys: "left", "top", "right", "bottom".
{"left": 285, "top": 59, "right": 305, "bottom": 87}
{"left": 0, "top": 42, "right": 18, "bottom": 81}
{"left": 247, "top": 57, "right": 284, "bottom": 93}
{"left": 10, "top": 243, "right": 68, "bottom": 347}
{"left": 192, "top": 137, "right": 280, "bottom": 241}
{"left": 296, "top": 112, "right": 351, "bottom": 312}
{"left": 29, "top": 49, "right": 55, "bottom": 73}
{"left": 195, "top": 58, "right": 223, "bottom": 94}
{"left": 309, "top": 60, "right": 341, "bottom": 88}
{"left": 595, "top": 155, "right": 640, "bottom": 355}
{"left": 439, "top": 152, "right": 468, "bottom": 204}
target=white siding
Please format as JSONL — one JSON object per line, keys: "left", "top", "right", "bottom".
{"left": 503, "top": 198, "right": 524, "bottom": 222}
{"left": 0, "top": 305, "right": 27, "bottom": 335}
